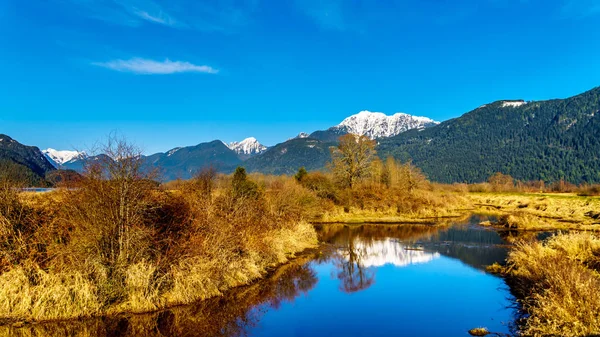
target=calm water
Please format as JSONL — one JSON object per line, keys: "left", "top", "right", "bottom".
{"left": 4, "top": 216, "right": 519, "bottom": 337}
{"left": 19, "top": 188, "right": 55, "bottom": 193}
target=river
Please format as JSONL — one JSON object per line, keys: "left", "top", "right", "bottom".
{"left": 2, "top": 215, "right": 520, "bottom": 337}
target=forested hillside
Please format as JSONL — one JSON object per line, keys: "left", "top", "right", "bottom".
{"left": 143, "top": 140, "right": 242, "bottom": 181}
{"left": 378, "top": 87, "right": 600, "bottom": 183}
{"left": 245, "top": 138, "right": 335, "bottom": 175}
{"left": 0, "top": 134, "right": 55, "bottom": 185}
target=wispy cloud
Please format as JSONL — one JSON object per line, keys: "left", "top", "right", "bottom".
{"left": 62, "top": 0, "right": 179, "bottom": 27}
{"left": 61, "top": 0, "right": 258, "bottom": 32}
{"left": 131, "top": 8, "right": 180, "bottom": 27}
{"left": 93, "top": 58, "right": 218, "bottom": 75}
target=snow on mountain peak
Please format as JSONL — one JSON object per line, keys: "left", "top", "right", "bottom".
{"left": 167, "top": 147, "right": 181, "bottom": 157}
{"left": 227, "top": 137, "right": 267, "bottom": 155}
{"left": 287, "top": 132, "right": 310, "bottom": 141}
{"left": 501, "top": 101, "right": 527, "bottom": 108}
{"left": 43, "top": 148, "right": 86, "bottom": 165}
{"left": 335, "top": 110, "right": 439, "bottom": 139}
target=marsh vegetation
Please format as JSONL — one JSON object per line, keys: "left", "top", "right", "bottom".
{"left": 504, "top": 233, "right": 600, "bottom": 336}
{"left": 2, "top": 220, "right": 518, "bottom": 337}
{"left": 2, "top": 136, "right": 600, "bottom": 337}
{"left": 0, "top": 138, "right": 319, "bottom": 323}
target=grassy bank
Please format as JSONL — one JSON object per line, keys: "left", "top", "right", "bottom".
{"left": 504, "top": 232, "right": 600, "bottom": 336}
{"left": 0, "top": 165, "right": 318, "bottom": 323}
{"left": 294, "top": 171, "right": 471, "bottom": 224}
{"left": 0, "top": 255, "right": 318, "bottom": 337}
{"left": 314, "top": 188, "right": 469, "bottom": 224}
{"left": 470, "top": 192, "right": 600, "bottom": 230}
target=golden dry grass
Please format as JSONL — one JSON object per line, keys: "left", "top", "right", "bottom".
{"left": 0, "top": 255, "right": 318, "bottom": 337}
{"left": 163, "top": 221, "right": 316, "bottom": 306}
{"left": 506, "top": 232, "right": 600, "bottom": 336}
{"left": 317, "top": 188, "right": 471, "bottom": 224}
{"left": 470, "top": 192, "right": 600, "bottom": 230}
{"left": 0, "top": 170, "right": 319, "bottom": 323}
{"left": 0, "top": 214, "right": 317, "bottom": 323}
{"left": 0, "top": 266, "right": 102, "bottom": 321}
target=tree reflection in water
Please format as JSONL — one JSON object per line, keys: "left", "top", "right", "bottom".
{"left": 324, "top": 224, "right": 442, "bottom": 293}
{"left": 0, "top": 258, "right": 317, "bottom": 337}
{"left": 335, "top": 232, "right": 376, "bottom": 293}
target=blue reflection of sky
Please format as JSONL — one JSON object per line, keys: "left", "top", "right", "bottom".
{"left": 249, "top": 250, "right": 513, "bottom": 337}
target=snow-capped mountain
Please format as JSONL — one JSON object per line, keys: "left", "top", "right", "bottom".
{"left": 332, "top": 110, "right": 439, "bottom": 139}
{"left": 226, "top": 137, "right": 267, "bottom": 156}
{"left": 43, "top": 148, "right": 86, "bottom": 166}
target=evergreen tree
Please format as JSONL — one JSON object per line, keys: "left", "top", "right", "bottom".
{"left": 295, "top": 167, "right": 308, "bottom": 182}
{"left": 232, "top": 166, "right": 259, "bottom": 199}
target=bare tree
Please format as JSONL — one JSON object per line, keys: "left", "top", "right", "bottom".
{"left": 329, "top": 134, "right": 377, "bottom": 188}
{"left": 66, "top": 134, "right": 157, "bottom": 276}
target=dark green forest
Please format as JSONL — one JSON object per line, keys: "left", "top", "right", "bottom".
{"left": 0, "top": 134, "right": 56, "bottom": 186}
{"left": 245, "top": 138, "right": 335, "bottom": 175}
{"left": 378, "top": 87, "right": 600, "bottom": 184}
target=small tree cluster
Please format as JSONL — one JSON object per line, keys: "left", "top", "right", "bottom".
{"left": 488, "top": 172, "right": 515, "bottom": 192}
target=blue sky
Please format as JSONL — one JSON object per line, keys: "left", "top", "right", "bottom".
{"left": 1, "top": 0, "right": 600, "bottom": 154}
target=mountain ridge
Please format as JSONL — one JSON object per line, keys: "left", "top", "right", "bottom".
{"left": 0, "top": 134, "right": 56, "bottom": 185}
{"left": 143, "top": 140, "right": 242, "bottom": 181}
{"left": 49, "top": 110, "right": 437, "bottom": 179}
{"left": 378, "top": 86, "right": 600, "bottom": 184}
{"left": 19, "top": 86, "right": 600, "bottom": 185}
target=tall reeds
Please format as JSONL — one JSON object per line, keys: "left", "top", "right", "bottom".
{"left": 506, "top": 233, "right": 600, "bottom": 336}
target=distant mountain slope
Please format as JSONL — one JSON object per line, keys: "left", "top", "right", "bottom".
{"left": 378, "top": 87, "right": 600, "bottom": 184}
{"left": 245, "top": 138, "right": 335, "bottom": 175}
{"left": 0, "top": 134, "right": 55, "bottom": 185}
{"left": 308, "top": 128, "right": 348, "bottom": 143}
{"left": 144, "top": 140, "right": 242, "bottom": 181}
{"left": 44, "top": 110, "right": 438, "bottom": 180}
{"left": 60, "top": 140, "right": 242, "bottom": 181}
{"left": 310, "top": 111, "right": 438, "bottom": 141}
{"left": 38, "top": 86, "right": 600, "bottom": 185}
{"left": 247, "top": 111, "right": 438, "bottom": 174}
{"left": 61, "top": 154, "right": 111, "bottom": 172}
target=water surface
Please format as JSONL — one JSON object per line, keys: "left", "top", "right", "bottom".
{"left": 19, "top": 188, "right": 56, "bottom": 193}
{"left": 3, "top": 216, "right": 518, "bottom": 337}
